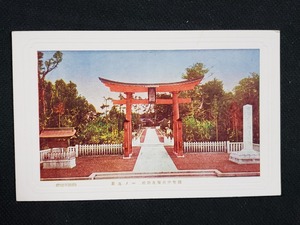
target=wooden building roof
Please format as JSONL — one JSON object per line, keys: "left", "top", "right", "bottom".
{"left": 40, "top": 127, "right": 76, "bottom": 138}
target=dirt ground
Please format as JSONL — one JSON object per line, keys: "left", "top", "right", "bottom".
{"left": 41, "top": 146, "right": 259, "bottom": 179}
{"left": 41, "top": 146, "right": 141, "bottom": 179}
{"left": 165, "top": 146, "right": 260, "bottom": 173}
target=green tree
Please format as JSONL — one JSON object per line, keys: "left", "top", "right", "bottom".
{"left": 154, "top": 93, "right": 172, "bottom": 122}
{"left": 180, "top": 69, "right": 259, "bottom": 143}
{"left": 180, "top": 63, "right": 209, "bottom": 119}
{"left": 77, "top": 116, "right": 105, "bottom": 144}
{"left": 181, "top": 62, "right": 209, "bottom": 80}
{"left": 233, "top": 73, "right": 259, "bottom": 143}
{"left": 192, "top": 78, "right": 226, "bottom": 140}
{"left": 53, "top": 101, "right": 65, "bottom": 128}
{"left": 183, "top": 116, "right": 214, "bottom": 142}
{"left": 228, "top": 100, "right": 242, "bottom": 141}
{"left": 44, "top": 79, "right": 96, "bottom": 130}
{"left": 38, "top": 51, "right": 63, "bottom": 130}
{"left": 40, "top": 81, "right": 55, "bottom": 129}
{"left": 200, "top": 78, "right": 225, "bottom": 120}
{"left": 77, "top": 106, "right": 125, "bottom": 144}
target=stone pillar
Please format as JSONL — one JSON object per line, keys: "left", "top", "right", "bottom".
{"left": 229, "top": 104, "right": 260, "bottom": 164}
{"left": 243, "top": 104, "right": 253, "bottom": 151}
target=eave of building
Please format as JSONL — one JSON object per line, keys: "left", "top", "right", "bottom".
{"left": 99, "top": 77, "right": 202, "bottom": 93}
{"left": 39, "top": 127, "right": 76, "bottom": 138}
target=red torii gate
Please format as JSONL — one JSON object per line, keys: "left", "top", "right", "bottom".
{"left": 99, "top": 77, "right": 202, "bottom": 158}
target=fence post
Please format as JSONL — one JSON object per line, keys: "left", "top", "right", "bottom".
{"left": 75, "top": 145, "right": 79, "bottom": 157}
{"left": 226, "top": 141, "right": 230, "bottom": 153}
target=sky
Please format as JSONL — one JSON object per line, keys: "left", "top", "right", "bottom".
{"left": 42, "top": 49, "right": 259, "bottom": 112}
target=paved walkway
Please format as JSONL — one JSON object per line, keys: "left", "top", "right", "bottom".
{"left": 133, "top": 128, "right": 178, "bottom": 172}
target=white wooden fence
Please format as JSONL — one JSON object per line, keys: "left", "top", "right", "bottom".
{"left": 40, "top": 144, "right": 123, "bottom": 161}
{"left": 183, "top": 141, "right": 260, "bottom": 153}
{"left": 227, "top": 142, "right": 243, "bottom": 153}
{"left": 76, "top": 144, "right": 123, "bottom": 156}
{"left": 184, "top": 141, "right": 227, "bottom": 153}
{"left": 40, "top": 149, "right": 51, "bottom": 162}
{"left": 227, "top": 142, "right": 260, "bottom": 153}
{"left": 40, "top": 148, "right": 76, "bottom": 162}
{"left": 40, "top": 141, "right": 259, "bottom": 159}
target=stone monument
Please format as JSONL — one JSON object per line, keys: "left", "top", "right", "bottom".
{"left": 229, "top": 104, "right": 260, "bottom": 164}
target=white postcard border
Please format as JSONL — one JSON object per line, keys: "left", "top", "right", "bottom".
{"left": 12, "top": 31, "right": 280, "bottom": 201}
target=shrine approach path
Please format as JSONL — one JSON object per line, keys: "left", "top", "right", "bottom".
{"left": 133, "top": 128, "right": 178, "bottom": 172}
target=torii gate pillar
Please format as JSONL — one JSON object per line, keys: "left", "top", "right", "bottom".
{"left": 172, "top": 91, "right": 184, "bottom": 157}
{"left": 123, "top": 92, "right": 133, "bottom": 158}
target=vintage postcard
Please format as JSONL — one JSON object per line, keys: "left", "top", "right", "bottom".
{"left": 12, "top": 31, "right": 280, "bottom": 201}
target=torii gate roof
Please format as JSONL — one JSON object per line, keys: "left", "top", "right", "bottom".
{"left": 99, "top": 77, "right": 202, "bottom": 92}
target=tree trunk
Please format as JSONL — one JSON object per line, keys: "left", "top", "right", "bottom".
{"left": 216, "top": 117, "right": 218, "bottom": 141}
{"left": 39, "top": 86, "right": 46, "bottom": 115}
{"left": 58, "top": 113, "right": 61, "bottom": 128}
